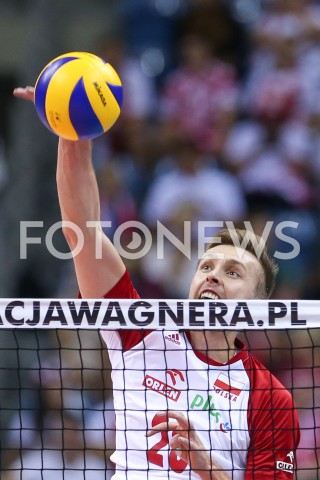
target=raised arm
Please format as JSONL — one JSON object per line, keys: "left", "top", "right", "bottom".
{"left": 14, "top": 87, "right": 126, "bottom": 298}
{"left": 56, "top": 138, "right": 126, "bottom": 298}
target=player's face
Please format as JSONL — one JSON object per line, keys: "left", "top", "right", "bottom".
{"left": 189, "top": 244, "right": 264, "bottom": 300}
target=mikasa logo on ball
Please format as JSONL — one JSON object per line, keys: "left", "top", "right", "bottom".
{"left": 34, "top": 51, "right": 123, "bottom": 140}
{"left": 93, "top": 82, "right": 107, "bottom": 106}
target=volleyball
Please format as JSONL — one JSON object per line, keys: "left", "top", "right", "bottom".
{"left": 34, "top": 51, "right": 123, "bottom": 141}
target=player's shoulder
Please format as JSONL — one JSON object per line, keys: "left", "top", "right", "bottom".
{"left": 245, "top": 352, "right": 294, "bottom": 404}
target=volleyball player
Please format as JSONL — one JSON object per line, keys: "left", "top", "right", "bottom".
{"left": 14, "top": 87, "right": 300, "bottom": 479}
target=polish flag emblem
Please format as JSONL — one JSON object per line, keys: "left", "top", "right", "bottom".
{"left": 213, "top": 373, "right": 245, "bottom": 397}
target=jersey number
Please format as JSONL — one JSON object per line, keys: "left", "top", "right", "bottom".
{"left": 147, "top": 414, "right": 188, "bottom": 473}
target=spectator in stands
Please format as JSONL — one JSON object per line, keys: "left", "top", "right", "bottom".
{"left": 159, "top": 33, "right": 239, "bottom": 155}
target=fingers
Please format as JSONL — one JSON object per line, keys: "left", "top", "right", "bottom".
{"left": 170, "top": 434, "right": 212, "bottom": 473}
{"left": 170, "top": 434, "right": 193, "bottom": 465}
{"left": 13, "top": 86, "right": 35, "bottom": 102}
{"left": 170, "top": 435, "right": 189, "bottom": 463}
{"left": 146, "top": 411, "right": 210, "bottom": 474}
{"left": 146, "top": 410, "right": 193, "bottom": 438}
{"left": 146, "top": 420, "right": 180, "bottom": 437}
{"left": 166, "top": 410, "right": 192, "bottom": 429}
{"left": 170, "top": 433, "right": 190, "bottom": 450}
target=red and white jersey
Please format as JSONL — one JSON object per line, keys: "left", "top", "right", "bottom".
{"left": 100, "top": 271, "right": 300, "bottom": 479}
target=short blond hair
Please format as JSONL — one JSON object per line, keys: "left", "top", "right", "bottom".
{"left": 207, "top": 229, "right": 279, "bottom": 298}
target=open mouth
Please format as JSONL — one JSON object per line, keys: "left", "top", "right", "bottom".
{"left": 199, "top": 292, "right": 219, "bottom": 300}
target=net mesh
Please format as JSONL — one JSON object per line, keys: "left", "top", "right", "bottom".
{"left": 0, "top": 321, "right": 319, "bottom": 479}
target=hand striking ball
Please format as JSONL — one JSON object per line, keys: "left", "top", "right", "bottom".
{"left": 34, "top": 52, "right": 123, "bottom": 141}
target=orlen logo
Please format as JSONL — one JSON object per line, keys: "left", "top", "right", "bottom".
{"left": 166, "top": 369, "right": 185, "bottom": 386}
{"left": 143, "top": 375, "right": 181, "bottom": 402}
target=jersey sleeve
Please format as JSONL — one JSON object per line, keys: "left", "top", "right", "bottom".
{"left": 103, "top": 269, "right": 140, "bottom": 300}
{"left": 102, "top": 269, "right": 152, "bottom": 350}
{"left": 245, "top": 361, "right": 300, "bottom": 479}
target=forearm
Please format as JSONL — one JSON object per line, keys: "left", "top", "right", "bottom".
{"left": 195, "top": 455, "right": 231, "bottom": 480}
{"left": 199, "top": 467, "right": 231, "bottom": 480}
{"left": 56, "top": 139, "right": 99, "bottom": 237}
{"left": 56, "top": 137, "right": 125, "bottom": 297}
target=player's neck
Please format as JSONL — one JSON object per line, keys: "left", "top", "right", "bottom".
{"left": 189, "top": 330, "right": 237, "bottom": 364}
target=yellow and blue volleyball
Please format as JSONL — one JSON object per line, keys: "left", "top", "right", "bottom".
{"left": 34, "top": 52, "right": 123, "bottom": 140}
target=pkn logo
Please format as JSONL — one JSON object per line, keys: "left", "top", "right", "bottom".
{"left": 190, "top": 394, "right": 221, "bottom": 423}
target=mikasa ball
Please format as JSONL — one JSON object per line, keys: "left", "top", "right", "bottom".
{"left": 34, "top": 52, "right": 123, "bottom": 140}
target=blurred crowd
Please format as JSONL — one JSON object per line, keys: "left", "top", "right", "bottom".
{"left": 1, "top": 0, "right": 319, "bottom": 478}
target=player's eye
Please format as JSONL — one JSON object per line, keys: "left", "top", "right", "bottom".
{"left": 201, "top": 264, "right": 211, "bottom": 272}
{"left": 227, "top": 270, "right": 240, "bottom": 278}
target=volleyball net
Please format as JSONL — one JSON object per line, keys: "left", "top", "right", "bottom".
{"left": 0, "top": 298, "right": 319, "bottom": 479}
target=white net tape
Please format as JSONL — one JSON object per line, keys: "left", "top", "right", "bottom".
{"left": 0, "top": 298, "right": 318, "bottom": 329}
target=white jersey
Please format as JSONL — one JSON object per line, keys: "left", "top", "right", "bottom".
{"left": 100, "top": 271, "right": 300, "bottom": 479}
